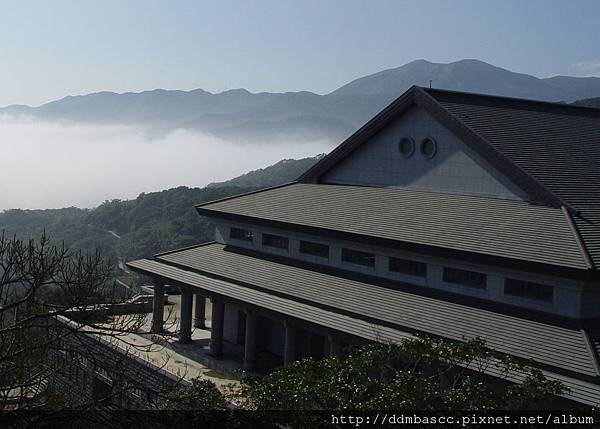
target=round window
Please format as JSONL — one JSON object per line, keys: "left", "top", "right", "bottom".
{"left": 420, "top": 137, "right": 437, "bottom": 159}
{"left": 398, "top": 137, "right": 415, "bottom": 158}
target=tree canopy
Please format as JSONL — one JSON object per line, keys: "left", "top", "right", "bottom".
{"left": 240, "top": 337, "right": 567, "bottom": 413}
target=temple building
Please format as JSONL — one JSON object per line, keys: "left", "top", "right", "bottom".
{"left": 127, "top": 86, "right": 600, "bottom": 406}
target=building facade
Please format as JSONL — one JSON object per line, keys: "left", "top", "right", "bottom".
{"left": 128, "top": 86, "right": 600, "bottom": 406}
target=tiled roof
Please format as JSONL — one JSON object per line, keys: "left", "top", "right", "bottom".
{"left": 152, "top": 243, "right": 598, "bottom": 378}
{"left": 127, "top": 243, "right": 600, "bottom": 405}
{"left": 428, "top": 89, "right": 600, "bottom": 268}
{"left": 197, "top": 183, "right": 589, "bottom": 272}
{"left": 298, "top": 86, "right": 600, "bottom": 269}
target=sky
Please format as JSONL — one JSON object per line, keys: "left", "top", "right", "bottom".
{"left": 1, "top": 0, "right": 599, "bottom": 107}
{"left": 0, "top": 0, "right": 598, "bottom": 209}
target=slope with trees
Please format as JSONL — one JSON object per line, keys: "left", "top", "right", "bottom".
{"left": 572, "top": 97, "right": 600, "bottom": 109}
{"left": 0, "top": 156, "right": 322, "bottom": 271}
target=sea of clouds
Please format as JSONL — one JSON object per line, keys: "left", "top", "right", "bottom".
{"left": 0, "top": 116, "right": 334, "bottom": 210}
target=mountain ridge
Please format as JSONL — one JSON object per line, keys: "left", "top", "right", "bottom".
{"left": 2, "top": 59, "right": 599, "bottom": 144}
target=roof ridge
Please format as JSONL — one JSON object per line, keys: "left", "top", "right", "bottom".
{"left": 153, "top": 241, "right": 215, "bottom": 258}
{"left": 581, "top": 329, "right": 600, "bottom": 377}
{"left": 321, "top": 182, "right": 540, "bottom": 205}
{"left": 561, "top": 206, "right": 596, "bottom": 270}
{"left": 423, "top": 87, "right": 600, "bottom": 118}
{"left": 195, "top": 182, "right": 297, "bottom": 209}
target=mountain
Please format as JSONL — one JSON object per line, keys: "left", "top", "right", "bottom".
{"left": 544, "top": 77, "right": 600, "bottom": 102}
{"left": 572, "top": 97, "right": 600, "bottom": 109}
{"left": 2, "top": 59, "right": 600, "bottom": 144}
{"left": 333, "top": 59, "right": 567, "bottom": 100}
{"left": 334, "top": 59, "right": 600, "bottom": 102}
{"left": 0, "top": 155, "right": 322, "bottom": 269}
{"left": 208, "top": 155, "right": 324, "bottom": 188}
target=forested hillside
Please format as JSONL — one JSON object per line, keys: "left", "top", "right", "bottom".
{"left": 0, "top": 186, "right": 252, "bottom": 267}
{"left": 572, "top": 97, "right": 600, "bottom": 108}
{"left": 0, "top": 155, "right": 321, "bottom": 276}
{"left": 207, "top": 155, "right": 324, "bottom": 188}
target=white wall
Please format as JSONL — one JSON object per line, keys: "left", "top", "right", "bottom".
{"left": 214, "top": 220, "right": 589, "bottom": 318}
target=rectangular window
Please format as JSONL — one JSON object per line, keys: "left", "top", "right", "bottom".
{"left": 504, "top": 278, "right": 553, "bottom": 302}
{"left": 341, "top": 248, "right": 375, "bottom": 267}
{"left": 262, "top": 233, "right": 289, "bottom": 250}
{"left": 389, "top": 257, "right": 427, "bottom": 277}
{"left": 443, "top": 267, "right": 486, "bottom": 289}
{"left": 95, "top": 367, "right": 113, "bottom": 385}
{"left": 299, "top": 240, "right": 329, "bottom": 258}
{"left": 131, "top": 387, "right": 144, "bottom": 399}
{"left": 230, "top": 227, "right": 253, "bottom": 242}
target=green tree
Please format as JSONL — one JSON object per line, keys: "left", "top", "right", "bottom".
{"left": 155, "top": 377, "right": 227, "bottom": 411}
{"left": 0, "top": 231, "right": 147, "bottom": 410}
{"left": 240, "top": 337, "right": 566, "bottom": 413}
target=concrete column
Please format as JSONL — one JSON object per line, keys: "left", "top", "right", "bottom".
{"left": 243, "top": 308, "right": 258, "bottom": 371}
{"left": 151, "top": 282, "right": 165, "bottom": 334}
{"left": 210, "top": 298, "right": 225, "bottom": 359}
{"left": 179, "top": 287, "right": 193, "bottom": 344}
{"left": 194, "top": 293, "right": 206, "bottom": 329}
{"left": 283, "top": 320, "right": 297, "bottom": 367}
{"left": 327, "top": 334, "right": 342, "bottom": 357}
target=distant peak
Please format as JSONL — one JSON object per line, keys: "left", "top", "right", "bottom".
{"left": 454, "top": 58, "right": 487, "bottom": 64}
{"left": 219, "top": 88, "right": 251, "bottom": 95}
{"left": 406, "top": 59, "right": 432, "bottom": 65}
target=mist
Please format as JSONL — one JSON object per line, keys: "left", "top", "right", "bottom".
{"left": 0, "top": 116, "right": 334, "bottom": 210}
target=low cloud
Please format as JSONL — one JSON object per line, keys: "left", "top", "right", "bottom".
{"left": 571, "top": 60, "right": 600, "bottom": 77}
{"left": 0, "top": 117, "right": 334, "bottom": 210}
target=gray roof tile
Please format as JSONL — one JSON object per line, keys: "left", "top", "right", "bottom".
{"left": 127, "top": 245, "right": 600, "bottom": 405}
{"left": 152, "top": 243, "right": 597, "bottom": 378}
{"left": 431, "top": 90, "right": 600, "bottom": 268}
{"left": 298, "top": 86, "right": 600, "bottom": 268}
{"left": 198, "top": 183, "right": 588, "bottom": 270}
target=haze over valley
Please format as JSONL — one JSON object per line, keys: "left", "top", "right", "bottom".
{"left": 0, "top": 117, "right": 332, "bottom": 210}
{"left": 2, "top": 59, "right": 600, "bottom": 210}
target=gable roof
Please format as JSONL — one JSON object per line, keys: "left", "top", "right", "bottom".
{"left": 298, "top": 86, "right": 600, "bottom": 269}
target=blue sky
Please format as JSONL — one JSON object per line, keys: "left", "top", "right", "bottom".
{"left": 1, "top": 0, "right": 599, "bottom": 106}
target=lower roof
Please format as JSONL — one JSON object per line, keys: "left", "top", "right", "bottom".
{"left": 130, "top": 243, "right": 598, "bottom": 380}
{"left": 195, "top": 183, "right": 591, "bottom": 274}
{"left": 127, "top": 244, "right": 600, "bottom": 406}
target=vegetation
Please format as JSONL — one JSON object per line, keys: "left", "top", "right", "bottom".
{"left": 145, "top": 337, "right": 567, "bottom": 426}
{"left": 0, "top": 186, "right": 253, "bottom": 270}
{"left": 207, "top": 155, "right": 323, "bottom": 189}
{"left": 572, "top": 97, "right": 600, "bottom": 109}
{"left": 0, "top": 156, "right": 321, "bottom": 282}
{"left": 240, "top": 337, "right": 566, "bottom": 415}
{"left": 0, "top": 233, "right": 147, "bottom": 410}
{"left": 156, "top": 377, "right": 227, "bottom": 410}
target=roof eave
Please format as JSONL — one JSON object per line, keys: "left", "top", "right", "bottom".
{"left": 195, "top": 208, "right": 598, "bottom": 281}
{"left": 193, "top": 182, "right": 297, "bottom": 216}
